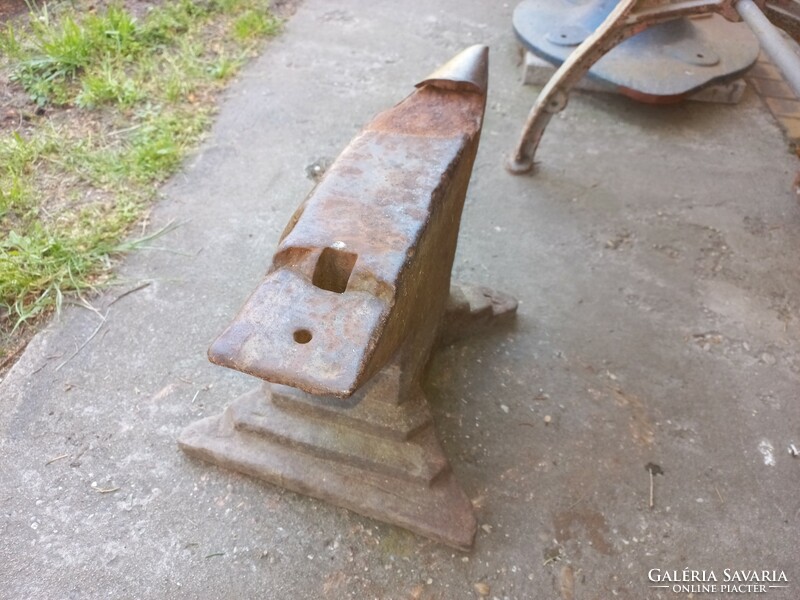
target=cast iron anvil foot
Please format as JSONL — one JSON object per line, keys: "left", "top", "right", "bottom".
{"left": 178, "top": 45, "right": 517, "bottom": 551}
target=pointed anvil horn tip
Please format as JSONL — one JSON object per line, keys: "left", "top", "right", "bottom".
{"left": 207, "top": 336, "right": 233, "bottom": 367}
{"left": 415, "top": 44, "right": 489, "bottom": 95}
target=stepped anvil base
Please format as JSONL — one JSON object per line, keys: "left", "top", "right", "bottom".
{"left": 179, "top": 283, "right": 516, "bottom": 550}
{"left": 178, "top": 386, "right": 477, "bottom": 550}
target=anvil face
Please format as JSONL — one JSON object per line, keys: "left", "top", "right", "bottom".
{"left": 208, "top": 45, "right": 488, "bottom": 399}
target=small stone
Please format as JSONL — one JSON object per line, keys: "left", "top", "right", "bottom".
{"left": 544, "top": 415, "right": 552, "bottom": 425}
{"left": 500, "top": 404, "right": 509, "bottom": 414}
{"left": 481, "top": 524, "right": 493, "bottom": 534}
{"left": 474, "top": 581, "right": 490, "bottom": 596}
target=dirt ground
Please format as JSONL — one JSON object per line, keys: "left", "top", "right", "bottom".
{"left": 0, "top": 0, "right": 28, "bottom": 21}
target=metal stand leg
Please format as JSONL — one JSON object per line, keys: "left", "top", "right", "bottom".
{"left": 507, "top": 0, "right": 742, "bottom": 175}
{"left": 507, "top": 0, "right": 637, "bottom": 174}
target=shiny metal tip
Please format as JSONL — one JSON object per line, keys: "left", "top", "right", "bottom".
{"left": 416, "top": 44, "right": 489, "bottom": 95}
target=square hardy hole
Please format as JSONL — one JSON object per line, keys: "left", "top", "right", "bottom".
{"left": 312, "top": 247, "right": 357, "bottom": 294}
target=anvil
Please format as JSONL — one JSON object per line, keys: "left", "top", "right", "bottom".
{"left": 179, "top": 45, "right": 516, "bottom": 550}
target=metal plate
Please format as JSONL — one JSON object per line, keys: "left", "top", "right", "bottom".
{"left": 546, "top": 24, "right": 592, "bottom": 46}
{"left": 513, "top": 0, "right": 760, "bottom": 97}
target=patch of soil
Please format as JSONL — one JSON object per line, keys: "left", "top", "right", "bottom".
{"left": 0, "top": 0, "right": 28, "bottom": 21}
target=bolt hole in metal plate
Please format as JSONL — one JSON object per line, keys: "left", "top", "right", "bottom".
{"left": 546, "top": 25, "right": 591, "bottom": 46}
{"left": 294, "top": 329, "right": 312, "bottom": 344}
{"left": 667, "top": 42, "right": 720, "bottom": 66}
{"left": 514, "top": 0, "right": 759, "bottom": 97}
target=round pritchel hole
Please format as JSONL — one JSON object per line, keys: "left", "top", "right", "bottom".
{"left": 293, "top": 329, "right": 312, "bottom": 344}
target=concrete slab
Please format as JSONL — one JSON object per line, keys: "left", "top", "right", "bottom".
{"left": 2, "top": 1, "right": 800, "bottom": 598}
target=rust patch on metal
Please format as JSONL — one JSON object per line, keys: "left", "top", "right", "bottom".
{"left": 553, "top": 507, "right": 615, "bottom": 556}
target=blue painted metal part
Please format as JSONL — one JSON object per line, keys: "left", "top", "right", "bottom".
{"left": 513, "top": 0, "right": 761, "bottom": 98}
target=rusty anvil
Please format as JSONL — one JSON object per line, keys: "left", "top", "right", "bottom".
{"left": 178, "top": 45, "right": 516, "bottom": 551}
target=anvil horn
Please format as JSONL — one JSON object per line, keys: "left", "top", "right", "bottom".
{"left": 207, "top": 45, "right": 490, "bottom": 399}
{"left": 416, "top": 43, "right": 488, "bottom": 94}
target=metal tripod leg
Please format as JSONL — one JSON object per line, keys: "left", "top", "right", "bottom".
{"left": 507, "top": 0, "right": 638, "bottom": 174}
{"left": 507, "top": 0, "right": 744, "bottom": 175}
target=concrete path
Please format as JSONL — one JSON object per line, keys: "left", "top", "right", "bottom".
{"left": 2, "top": 1, "right": 800, "bottom": 598}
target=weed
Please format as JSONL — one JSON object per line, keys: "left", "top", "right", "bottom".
{"left": 0, "top": 129, "right": 58, "bottom": 218}
{"left": 233, "top": 9, "right": 280, "bottom": 40}
{"left": 125, "top": 108, "right": 210, "bottom": 182}
{"left": 207, "top": 53, "right": 242, "bottom": 80}
{"left": 140, "top": 0, "right": 214, "bottom": 45}
{"left": 0, "top": 215, "right": 171, "bottom": 330}
{"left": 75, "top": 58, "right": 143, "bottom": 108}
{"left": 0, "top": 23, "right": 23, "bottom": 57}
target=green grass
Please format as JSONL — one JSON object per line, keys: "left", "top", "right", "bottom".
{"left": 233, "top": 9, "right": 281, "bottom": 40}
{"left": 0, "top": 0, "right": 282, "bottom": 349}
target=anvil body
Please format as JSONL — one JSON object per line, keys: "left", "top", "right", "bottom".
{"left": 180, "top": 45, "right": 516, "bottom": 550}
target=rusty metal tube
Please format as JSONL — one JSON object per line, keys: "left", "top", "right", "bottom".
{"left": 738, "top": 0, "right": 800, "bottom": 96}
